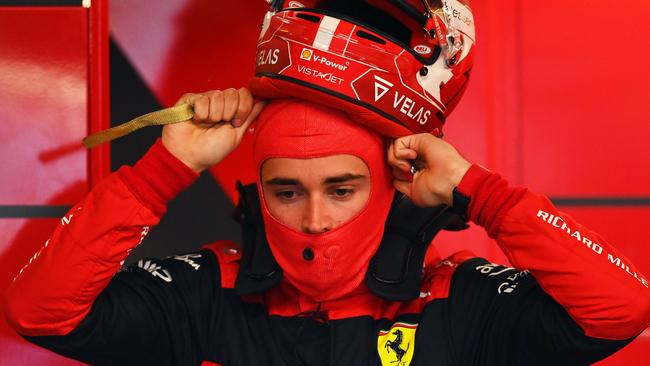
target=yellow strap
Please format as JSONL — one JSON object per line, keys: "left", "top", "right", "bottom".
{"left": 82, "top": 104, "right": 194, "bottom": 149}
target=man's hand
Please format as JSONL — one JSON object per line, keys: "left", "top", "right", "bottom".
{"left": 162, "top": 88, "right": 265, "bottom": 173}
{"left": 387, "top": 133, "right": 471, "bottom": 207}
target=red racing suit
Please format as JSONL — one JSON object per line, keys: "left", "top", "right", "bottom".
{"left": 4, "top": 139, "right": 650, "bottom": 365}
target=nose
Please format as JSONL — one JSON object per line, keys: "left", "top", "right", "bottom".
{"left": 301, "top": 196, "right": 331, "bottom": 234}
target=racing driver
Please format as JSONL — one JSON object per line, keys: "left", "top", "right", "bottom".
{"left": 4, "top": 0, "right": 650, "bottom": 365}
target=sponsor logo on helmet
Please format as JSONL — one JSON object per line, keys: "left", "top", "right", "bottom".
{"left": 297, "top": 65, "right": 344, "bottom": 85}
{"left": 442, "top": 0, "right": 476, "bottom": 41}
{"left": 374, "top": 75, "right": 393, "bottom": 102}
{"left": 413, "top": 45, "right": 432, "bottom": 55}
{"left": 300, "top": 47, "right": 349, "bottom": 71}
{"left": 374, "top": 75, "right": 431, "bottom": 125}
{"left": 257, "top": 48, "right": 280, "bottom": 66}
{"left": 300, "top": 48, "right": 313, "bottom": 61}
{"left": 394, "top": 93, "right": 432, "bottom": 126}
{"left": 378, "top": 322, "right": 417, "bottom": 366}
{"left": 288, "top": 1, "right": 305, "bottom": 8}
{"left": 449, "top": 5, "right": 473, "bottom": 27}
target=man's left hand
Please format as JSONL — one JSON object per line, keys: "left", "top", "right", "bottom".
{"left": 387, "top": 133, "right": 471, "bottom": 207}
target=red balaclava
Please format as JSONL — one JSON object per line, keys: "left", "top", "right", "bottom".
{"left": 253, "top": 99, "right": 395, "bottom": 302}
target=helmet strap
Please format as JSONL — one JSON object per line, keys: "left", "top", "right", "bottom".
{"left": 366, "top": 193, "right": 467, "bottom": 301}
{"left": 233, "top": 182, "right": 283, "bottom": 295}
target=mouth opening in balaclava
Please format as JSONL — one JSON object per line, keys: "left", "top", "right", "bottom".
{"left": 252, "top": 99, "right": 395, "bottom": 302}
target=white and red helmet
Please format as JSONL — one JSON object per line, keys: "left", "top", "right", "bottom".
{"left": 249, "top": 0, "right": 475, "bottom": 137}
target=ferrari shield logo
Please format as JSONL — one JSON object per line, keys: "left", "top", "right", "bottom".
{"left": 377, "top": 322, "right": 417, "bottom": 366}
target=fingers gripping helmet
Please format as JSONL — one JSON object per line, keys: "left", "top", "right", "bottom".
{"left": 248, "top": 0, "right": 476, "bottom": 137}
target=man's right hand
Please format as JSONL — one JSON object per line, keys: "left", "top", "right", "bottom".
{"left": 162, "top": 88, "right": 265, "bottom": 173}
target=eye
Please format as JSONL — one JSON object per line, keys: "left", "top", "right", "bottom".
{"left": 331, "top": 188, "right": 354, "bottom": 199}
{"left": 276, "top": 190, "right": 297, "bottom": 200}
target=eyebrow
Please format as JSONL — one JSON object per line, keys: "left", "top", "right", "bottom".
{"left": 265, "top": 177, "right": 300, "bottom": 186}
{"left": 323, "top": 174, "right": 366, "bottom": 184}
{"left": 265, "top": 174, "right": 366, "bottom": 186}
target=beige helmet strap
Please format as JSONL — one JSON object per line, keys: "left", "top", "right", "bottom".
{"left": 82, "top": 104, "right": 194, "bottom": 149}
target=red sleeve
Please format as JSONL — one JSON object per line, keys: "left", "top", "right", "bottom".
{"left": 457, "top": 164, "right": 650, "bottom": 340}
{"left": 3, "top": 139, "right": 198, "bottom": 336}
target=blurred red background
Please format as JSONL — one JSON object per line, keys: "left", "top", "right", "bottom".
{"left": 0, "top": 0, "right": 648, "bottom": 364}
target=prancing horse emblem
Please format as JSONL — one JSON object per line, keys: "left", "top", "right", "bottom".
{"left": 385, "top": 329, "right": 410, "bottom": 364}
{"left": 377, "top": 322, "right": 417, "bottom": 366}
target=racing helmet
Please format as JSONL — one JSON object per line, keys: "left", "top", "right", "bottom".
{"left": 248, "top": 0, "right": 476, "bottom": 137}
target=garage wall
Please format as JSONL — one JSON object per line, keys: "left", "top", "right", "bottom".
{"left": 0, "top": 0, "right": 108, "bottom": 364}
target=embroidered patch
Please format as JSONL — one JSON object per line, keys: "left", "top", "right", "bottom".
{"left": 377, "top": 322, "right": 417, "bottom": 366}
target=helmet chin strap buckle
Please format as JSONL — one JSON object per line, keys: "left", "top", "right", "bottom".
{"left": 233, "top": 182, "right": 282, "bottom": 295}
{"left": 365, "top": 192, "right": 468, "bottom": 302}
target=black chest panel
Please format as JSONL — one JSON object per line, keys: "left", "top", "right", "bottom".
{"left": 25, "top": 250, "right": 633, "bottom": 366}
{"left": 205, "top": 290, "right": 458, "bottom": 366}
